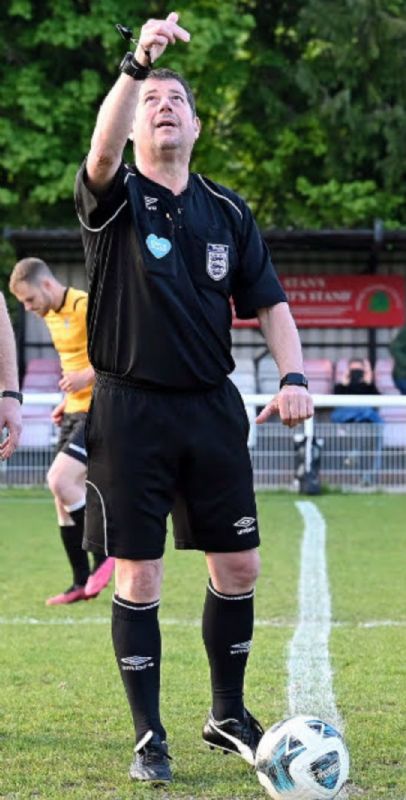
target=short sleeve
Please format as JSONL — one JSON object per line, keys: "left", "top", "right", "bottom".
{"left": 231, "top": 204, "right": 287, "bottom": 319}
{"left": 74, "top": 293, "right": 88, "bottom": 318}
{"left": 74, "top": 159, "right": 128, "bottom": 230}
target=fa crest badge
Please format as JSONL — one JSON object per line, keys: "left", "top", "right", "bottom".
{"left": 206, "top": 243, "right": 229, "bottom": 281}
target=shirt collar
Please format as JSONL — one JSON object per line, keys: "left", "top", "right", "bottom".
{"left": 133, "top": 166, "right": 195, "bottom": 199}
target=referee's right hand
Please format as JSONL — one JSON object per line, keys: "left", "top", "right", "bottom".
{"left": 135, "top": 12, "right": 191, "bottom": 66}
{"left": 0, "top": 397, "right": 22, "bottom": 460}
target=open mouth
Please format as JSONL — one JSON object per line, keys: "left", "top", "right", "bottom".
{"left": 155, "top": 120, "right": 177, "bottom": 129}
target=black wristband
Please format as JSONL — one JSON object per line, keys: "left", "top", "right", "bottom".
{"left": 279, "top": 373, "right": 308, "bottom": 390}
{"left": 0, "top": 390, "right": 23, "bottom": 405}
{"left": 119, "top": 52, "right": 151, "bottom": 81}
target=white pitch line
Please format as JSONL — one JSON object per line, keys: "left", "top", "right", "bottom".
{"left": 0, "top": 615, "right": 403, "bottom": 627}
{"left": 0, "top": 616, "right": 294, "bottom": 627}
{"left": 290, "top": 501, "right": 352, "bottom": 799}
{"left": 289, "top": 501, "right": 343, "bottom": 729}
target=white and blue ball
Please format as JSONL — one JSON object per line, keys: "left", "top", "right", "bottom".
{"left": 255, "top": 715, "right": 349, "bottom": 800}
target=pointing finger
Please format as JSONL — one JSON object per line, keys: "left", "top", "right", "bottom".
{"left": 166, "top": 12, "right": 191, "bottom": 42}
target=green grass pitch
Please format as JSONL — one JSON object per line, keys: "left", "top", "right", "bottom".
{"left": 0, "top": 489, "right": 405, "bottom": 799}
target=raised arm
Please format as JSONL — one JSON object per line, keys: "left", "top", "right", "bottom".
{"left": 0, "top": 292, "right": 22, "bottom": 459}
{"left": 256, "top": 303, "right": 313, "bottom": 427}
{"left": 86, "top": 12, "right": 190, "bottom": 193}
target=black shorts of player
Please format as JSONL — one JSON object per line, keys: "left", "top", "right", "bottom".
{"left": 83, "top": 376, "right": 259, "bottom": 559}
{"left": 56, "top": 412, "right": 87, "bottom": 465}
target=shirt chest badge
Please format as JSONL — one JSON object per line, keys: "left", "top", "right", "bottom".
{"left": 206, "top": 243, "right": 229, "bottom": 281}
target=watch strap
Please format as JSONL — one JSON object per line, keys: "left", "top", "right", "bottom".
{"left": 119, "top": 52, "right": 150, "bottom": 81}
{"left": 279, "top": 373, "right": 308, "bottom": 390}
{"left": 0, "top": 390, "right": 23, "bottom": 405}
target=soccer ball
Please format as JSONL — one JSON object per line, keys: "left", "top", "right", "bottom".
{"left": 255, "top": 715, "right": 349, "bottom": 799}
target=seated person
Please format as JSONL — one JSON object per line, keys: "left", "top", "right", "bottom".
{"left": 331, "top": 358, "right": 382, "bottom": 482}
{"left": 331, "top": 358, "right": 381, "bottom": 423}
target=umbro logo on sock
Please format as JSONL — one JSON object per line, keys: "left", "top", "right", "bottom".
{"left": 230, "top": 640, "right": 252, "bottom": 655}
{"left": 121, "top": 655, "right": 154, "bottom": 671}
{"left": 233, "top": 517, "right": 256, "bottom": 534}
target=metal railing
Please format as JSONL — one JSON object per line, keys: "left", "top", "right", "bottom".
{"left": 1, "top": 393, "right": 406, "bottom": 492}
{"left": 243, "top": 393, "right": 406, "bottom": 492}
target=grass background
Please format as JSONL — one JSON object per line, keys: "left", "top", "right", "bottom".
{"left": 0, "top": 490, "right": 405, "bottom": 799}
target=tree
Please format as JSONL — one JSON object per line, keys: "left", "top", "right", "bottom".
{"left": 236, "top": 0, "right": 406, "bottom": 227}
{"left": 1, "top": 0, "right": 406, "bottom": 297}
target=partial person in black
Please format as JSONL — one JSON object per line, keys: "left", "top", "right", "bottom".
{"left": 75, "top": 11, "right": 314, "bottom": 785}
{"left": 0, "top": 291, "right": 22, "bottom": 460}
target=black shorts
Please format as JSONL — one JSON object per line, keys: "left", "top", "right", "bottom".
{"left": 84, "top": 376, "right": 259, "bottom": 559}
{"left": 56, "top": 412, "right": 87, "bottom": 465}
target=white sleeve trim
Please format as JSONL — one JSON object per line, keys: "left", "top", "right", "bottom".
{"left": 197, "top": 174, "right": 243, "bottom": 220}
{"left": 77, "top": 164, "right": 133, "bottom": 232}
{"left": 77, "top": 198, "right": 128, "bottom": 233}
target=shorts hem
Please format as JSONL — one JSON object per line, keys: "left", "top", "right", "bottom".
{"left": 83, "top": 539, "right": 166, "bottom": 560}
{"left": 174, "top": 537, "right": 260, "bottom": 552}
{"left": 62, "top": 448, "right": 87, "bottom": 465}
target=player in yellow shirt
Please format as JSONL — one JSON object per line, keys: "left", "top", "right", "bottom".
{"left": 9, "top": 257, "right": 114, "bottom": 604}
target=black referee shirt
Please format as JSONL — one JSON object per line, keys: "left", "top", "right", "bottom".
{"left": 75, "top": 161, "right": 287, "bottom": 390}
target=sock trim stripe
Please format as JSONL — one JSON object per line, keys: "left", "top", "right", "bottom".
{"left": 208, "top": 583, "right": 254, "bottom": 601}
{"left": 113, "top": 595, "right": 160, "bottom": 612}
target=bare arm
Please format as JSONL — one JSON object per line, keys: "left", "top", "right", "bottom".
{"left": 256, "top": 303, "right": 313, "bottom": 427}
{"left": 0, "top": 293, "right": 22, "bottom": 459}
{"left": 86, "top": 12, "right": 190, "bottom": 193}
{"left": 59, "top": 365, "right": 95, "bottom": 394}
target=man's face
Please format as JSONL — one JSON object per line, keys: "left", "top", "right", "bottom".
{"left": 349, "top": 360, "right": 364, "bottom": 383}
{"left": 132, "top": 78, "right": 200, "bottom": 160}
{"left": 13, "top": 280, "right": 52, "bottom": 317}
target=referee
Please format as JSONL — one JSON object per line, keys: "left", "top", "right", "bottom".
{"left": 75, "top": 11, "right": 313, "bottom": 785}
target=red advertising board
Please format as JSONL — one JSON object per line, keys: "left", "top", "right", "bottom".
{"left": 232, "top": 275, "right": 405, "bottom": 328}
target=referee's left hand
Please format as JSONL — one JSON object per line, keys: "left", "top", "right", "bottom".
{"left": 256, "top": 385, "right": 314, "bottom": 428}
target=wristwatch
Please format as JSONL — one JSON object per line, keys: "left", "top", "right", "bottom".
{"left": 279, "top": 373, "right": 308, "bottom": 390}
{"left": 119, "top": 52, "right": 150, "bottom": 81}
{"left": 0, "top": 390, "right": 23, "bottom": 404}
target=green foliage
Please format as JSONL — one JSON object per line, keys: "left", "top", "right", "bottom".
{"left": 1, "top": 0, "right": 406, "bottom": 278}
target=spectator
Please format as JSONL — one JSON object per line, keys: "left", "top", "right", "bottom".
{"left": 331, "top": 358, "right": 382, "bottom": 483}
{"left": 389, "top": 326, "right": 406, "bottom": 394}
{"left": 331, "top": 358, "right": 381, "bottom": 423}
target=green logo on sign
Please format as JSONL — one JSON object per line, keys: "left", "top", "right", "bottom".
{"left": 368, "top": 291, "right": 390, "bottom": 313}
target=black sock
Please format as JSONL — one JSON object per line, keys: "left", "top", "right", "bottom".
{"left": 202, "top": 581, "right": 254, "bottom": 721}
{"left": 112, "top": 594, "right": 165, "bottom": 743}
{"left": 92, "top": 552, "right": 107, "bottom": 570}
{"left": 59, "top": 511, "right": 90, "bottom": 587}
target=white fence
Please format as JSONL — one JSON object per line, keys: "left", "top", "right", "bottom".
{"left": 1, "top": 392, "right": 406, "bottom": 492}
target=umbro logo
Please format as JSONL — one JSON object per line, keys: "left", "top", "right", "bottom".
{"left": 144, "top": 196, "right": 158, "bottom": 210}
{"left": 233, "top": 516, "right": 256, "bottom": 535}
{"left": 120, "top": 655, "right": 154, "bottom": 671}
{"left": 230, "top": 640, "right": 252, "bottom": 655}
